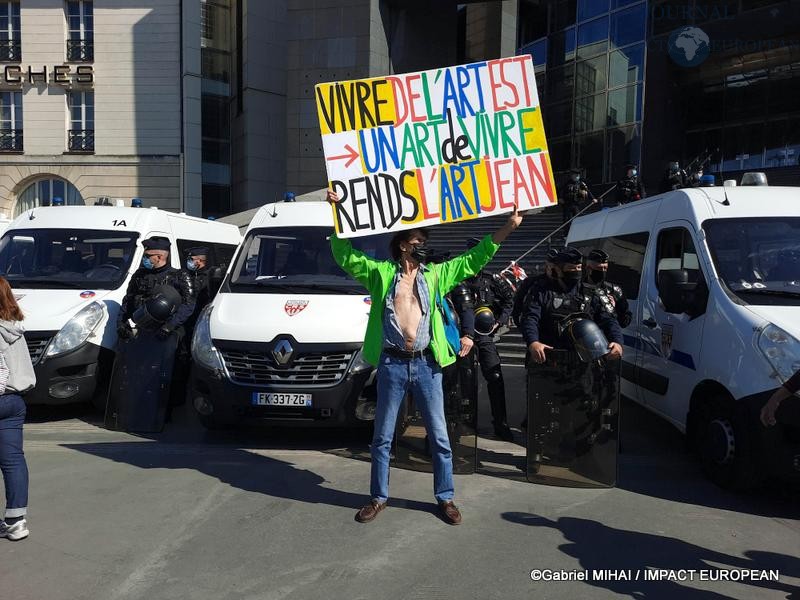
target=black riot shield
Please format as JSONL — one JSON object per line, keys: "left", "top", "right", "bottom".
{"left": 104, "top": 329, "right": 179, "bottom": 433}
{"left": 394, "top": 353, "right": 479, "bottom": 475}
{"left": 526, "top": 349, "right": 620, "bottom": 487}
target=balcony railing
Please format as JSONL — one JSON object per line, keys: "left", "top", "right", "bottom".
{"left": 66, "top": 39, "right": 94, "bottom": 62}
{"left": 0, "top": 130, "right": 23, "bottom": 152}
{"left": 68, "top": 129, "right": 94, "bottom": 152}
{"left": 0, "top": 39, "right": 21, "bottom": 62}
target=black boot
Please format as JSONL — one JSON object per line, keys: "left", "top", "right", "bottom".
{"left": 487, "top": 368, "right": 513, "bottom": 441}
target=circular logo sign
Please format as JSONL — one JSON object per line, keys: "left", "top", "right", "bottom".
{"left": 668, "top": 26, "right": 710, "bottom": 67}
{"left": 363, "top": 296, "right": 372, "bottom": 305}
{"left": 80, "top": 291, "right": 96, "bottom": 299}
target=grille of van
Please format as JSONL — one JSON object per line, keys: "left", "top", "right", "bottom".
{"left": 26, "top": 335, "right": 54, "bottom": 366}
{"left": 219, "top": 348, "right": 354, "bottom": 387}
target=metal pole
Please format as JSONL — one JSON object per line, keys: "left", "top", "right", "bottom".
{"left": 513, "top": 184, "right": 618, "bottom": 264}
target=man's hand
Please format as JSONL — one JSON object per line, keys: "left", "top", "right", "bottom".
{"left": 528, "top": 341, "right": 552, "bottom": 364}
{"left": 606, "top": 342, "right": 623, "bottom": 360}
{"left": 492, "top": 204, "right": 523, "bottom": 244}
{"left": 458, "top": 336, "right": 474, "bottom": 357}
{"left": 326, "top": 189, "right": 342, "bottom": 204}
{"left": 156, "top": 325, "right": 174, "bottom": 340}
{"left": 116, "top": 322, "right": 133, "bottom": 340}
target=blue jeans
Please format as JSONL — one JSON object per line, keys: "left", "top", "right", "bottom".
{"left": 0, "top": 394, "right": 28, "bottom": 519}
{"left": 371, "top": 353, "right": 454, "bottom": 503}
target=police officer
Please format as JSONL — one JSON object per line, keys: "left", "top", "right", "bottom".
{"left": 559, "top": 169, "right": 591, "bottom": 226}
{"left": 520, "top": 247, "right": 623, "bottom": 364}
{"left": 117, "top": 236, "right": 196, "bottom": 342}
{"left": 615, "top": 164, "right": 646, "bottom": 206}
{"left": 462, "top": 238, "right": 515, "bottom": 441}
{"left": 183, "top": 247, "right": 214, "bottom": 331}
{"left": 512, "top": 247, "right": 559, "bottom": 329}
{"left": 583, "top": 249, "right": 632, "bottom": 328}
{"left": 659, "top": 161, "right": 687, "bottom": 193}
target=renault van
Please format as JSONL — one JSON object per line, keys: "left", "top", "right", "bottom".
{"left": 567, "top": 186, "right": 800, "bottom": 488}
{"left": 189, "top": 200, "right": 393, "bottom": 429}
{"left": 0, "top": 205, "right": 241, "bottom": 407}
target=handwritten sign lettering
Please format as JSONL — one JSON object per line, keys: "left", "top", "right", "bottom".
{"left": 316, "top": 56, "right": 556, "bottom": 238}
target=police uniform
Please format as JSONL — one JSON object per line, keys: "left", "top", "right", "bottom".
{"left": 183, "top": 246, "right": 214, "bottom": 334}
{"left": 511, "top": 248, "right": 559, "bottom": 329}
{"left": 614, "top": 165, "right": 646, "bottom": 207}
{"left": 117, "top": 237, "right": 196, "bottom": 340}
{"left": 558, "top": 173, "right": 589, "bottom": 225}
{"left": 584, "top": 249, "right": 632, "bottom": 328}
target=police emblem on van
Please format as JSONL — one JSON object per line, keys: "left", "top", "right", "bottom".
{"left": 284, "top": 300, "right": 309, "bottom": 316}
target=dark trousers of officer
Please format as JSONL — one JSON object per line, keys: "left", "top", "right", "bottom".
{"left": 475, "top": 334, "right": 508, "bottom": 427}
{"left": 561, "top": 202, "right": 580, "bottom": 225}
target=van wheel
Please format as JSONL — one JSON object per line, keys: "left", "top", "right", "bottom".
{"left": 695, "top": 396, "right": 759, "bottom": 490}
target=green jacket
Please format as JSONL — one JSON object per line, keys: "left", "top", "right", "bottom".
{"left": 330, "top": 233, "right": 500, "bottom": 368}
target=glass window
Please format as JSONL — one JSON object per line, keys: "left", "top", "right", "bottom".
{"left": 694, "top": 0, "right": 738, "bottom": 23}
{"left": 14, "top": 178, "right": 84, "bottom": 216}
{"left": 202, "top": 184, "right": 231, "bottom": 219}
{"left": 577, "top": 16, "right": 608, "bottom": 59}
{"left": 551, "top": 0, "right": 577, "bottom": 30}
{"left": 767, "top": 63, "right": 800, "bottom": 117}
{"left": 724, "top": 69, "right": 768, "bottom": 123}
{"left": 547, "top": 27, "right": 576, "bottom": 66}
{"left": 521, "top": 38, "right": 547, "bottom": 70}
{"left": 574, "top": 131, "right": 605, "bottom": 184}
{"left": 656, "top": 227, "right": 707, "bottom": 316}
{"left": 651, "top": 0, "right": 690, "bottom": 37}
{"left": 546, "top": 64, "right": 575, "bottom": 103}
{"left": 67, "top": 92, "right": 94, "bottom": 152}
{"left": 548, "top": 136, "right": 572, "bottom": 173}
{"left": 606, "top": 125, "right": 641, "bottom": 182}
{"left": 66, "top": 1, "right": 93, "bottom": 40}
{"left": 229, "top": 227, "right": 393, "bottom": 294}
{"left": 609, "top": 43, "right": 644, "bottom": 87}
{"left": 0, "top": 1, "right": 21, "bottom": 62}
{"left": 612, "top": 0, "right": 642, "bottom": 7}
{"left": 575, "top": 55, "right": 607, "bottom": 96}
{"left": 544, "top": 100, "right": 573, "bottom": 137}
{"left": 764, "top": 118, "right": 800, "bottom": 168}
{"left": 575, "top": 92, "right": 606, "bottom": 133}
{"left": 0, "top": 228, "right": 135, "bottom": 290}
{"left": 721, "top": 124, "right": 764, "bottom": 172}
{"left": 575, "top": 232, "right": 649, "bottom": 299}
{"left": 535, "top": 73, "right": 546, "bottom": 102}
{"left": 578, "top": 0, "right": 609, "bottom": 22}
{"left": 609, "top": 3, "right": 646, "bottom": 49}
{"left": 518, "top": 0, "right": 548, "bottom": 47}
{"left": 0, "top": 90, "right": 21, "bottom": 129}
{"left": 607, "top": 84, "right": 642, "bottom": 126}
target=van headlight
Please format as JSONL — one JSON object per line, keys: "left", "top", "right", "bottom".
{"left": 349, "top": 348, "right": 372, "bottom": 374}
{"left": 757, "top": 324, "right": 800, "bottom": 384}
{"left": 44, "top": 301, "right": 105, "bottom": 358}
{"left": 192, "top": 304, "right": 223, "bottom": 372}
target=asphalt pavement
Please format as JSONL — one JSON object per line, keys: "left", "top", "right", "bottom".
{"left": 2, "top": 366, "right": 798, "bottom": 600}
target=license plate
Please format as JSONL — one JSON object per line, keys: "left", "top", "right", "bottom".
{"left": 251, "top": 392, "right": 312, "bottom": 407}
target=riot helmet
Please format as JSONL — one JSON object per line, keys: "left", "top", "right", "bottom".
{"left": 131, "top": 285, "right": 182, "bottom": 330}
{"left": 564, "top": 317, "right": 610, "bottom": 363}
{"left": 473, "top": 306, "right": 497, "bottom": 336}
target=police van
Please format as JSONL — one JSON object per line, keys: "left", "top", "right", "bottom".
{"left": 190, "top": 199, "right": 390, "bottom": 429}
{"left": 566, "top": 186, "right": 800, "bottom": 488}
{"left": 0, "top": 204, "right": 241, "bottom": 407}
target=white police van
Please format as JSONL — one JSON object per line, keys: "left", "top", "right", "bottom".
{"left": 0, "top": 204, "right": 241, "bottom": 407}
{"left": 567, "top": 186, "right": 800, "bottom": 488}
{"left": 190, "top": 199, "right": 390, "bottom": 429}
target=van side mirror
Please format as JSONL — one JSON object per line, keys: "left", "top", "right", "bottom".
{"left": 658, "top": 268, "right": 695, "bottom": 314}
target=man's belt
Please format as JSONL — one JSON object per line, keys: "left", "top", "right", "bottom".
{"left": 382, "top": 346, "right": 433, "bottom": 360}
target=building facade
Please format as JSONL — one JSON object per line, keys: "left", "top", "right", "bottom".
{"left": 517, "top": 0, "right": 800, "bottom": 192}
{"left": 0, "top": 0, "right": 186, "bottom": 217}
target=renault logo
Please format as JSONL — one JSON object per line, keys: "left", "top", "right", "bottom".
{"left": 272, "top": 339, "right": 294, "bottom": 365}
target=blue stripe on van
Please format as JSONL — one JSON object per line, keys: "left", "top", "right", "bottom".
{"left": 668, "top": 350, "right": 696, "bottom": 370}
{"left": 625, "top": 334, "right": 696, "bottom": 369}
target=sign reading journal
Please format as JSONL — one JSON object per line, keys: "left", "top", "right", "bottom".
{"left": 316, "top": 55, "right": 557, "bottom": 238}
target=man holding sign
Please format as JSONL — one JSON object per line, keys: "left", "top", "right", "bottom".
{"left": 327, "top": 189, "right": 522, "bottom": 525}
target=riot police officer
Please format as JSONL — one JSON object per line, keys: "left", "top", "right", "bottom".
{"left": 659, "top": 161, "right": 687, "bottom": 193}
{"left": 583, "top": 249, "right": 631, "bottom": 328}
{"left": 615, "top": 164, "right": 646, "bottom": 206}
{"left": 512, "top": 247, "right": 559, "bottom": 329}
{"left": 559, "top": 169, "right": 592, "bottom": 226}
{"left": 183, "top": 247, "right": 214, "bottom": 333}
{"left": 520, "top": 247, "right": 623, "bottom": 363}
{"left": 117, "top": 237, "right": 196, "bottom": 341}
{"left": 462, "top": 238, "right": 515, "bottom": 441}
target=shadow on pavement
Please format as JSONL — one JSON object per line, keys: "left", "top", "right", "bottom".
{"left": 502, "top": 512, "right": 800, "bottom": 599}
{"left": 62, "top": 440, "right": 435, "bottom": 517}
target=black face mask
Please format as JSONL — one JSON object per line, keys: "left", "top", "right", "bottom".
{"left": 560, "top": 270, "right": 583, "bottom": 285}
{"left": 588, "top": 269, "right": 606, "bottom": 284}
{"left": 410, "top": 243, "right": 433, "bottom": 263}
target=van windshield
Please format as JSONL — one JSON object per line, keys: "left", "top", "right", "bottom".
{"left": 0, "top": 229, "right": 138, "bottom": 290}
{"left": 229, "top": 227, "right": 393, "bottom": 294}
{"left": 703, "top": 217, "right": 800, "bottom": 305}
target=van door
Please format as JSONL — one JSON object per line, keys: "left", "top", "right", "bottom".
{"left": 637, "top": 221, "right": 709, "bottom": 426}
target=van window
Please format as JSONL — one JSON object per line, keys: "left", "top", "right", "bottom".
{"left": 655, "top": 227, "right": 708, "bottom": 316}
{"left": 176, "top": 239, "right": 237, "bottom": 271}
{"left": 574, "top": 232, "right": 648, "bottom": 300}
{"left": 704, "top": 217, "right": 800, "bottom": 306}
{"left": 0, "top": 229, "right": 138, "bottom": 290}
{"left": 229, "top": 226, "right": 393, "bottom": 294}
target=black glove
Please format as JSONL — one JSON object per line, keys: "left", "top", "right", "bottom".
{"left": 117, "top": 322, "right": 133, "bottom": 340}
{"left": 156, "top": 325, "right": 174, "bottom": 340}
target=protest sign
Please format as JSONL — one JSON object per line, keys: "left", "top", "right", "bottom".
{"left": 316, "top": 55, "right": 557, "bottom": 238}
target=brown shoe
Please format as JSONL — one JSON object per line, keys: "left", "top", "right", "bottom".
{"left": 438, "top": 501, "right": 462, "bottom": 525}
{"left": 355, "top": 499, "right": 386, "bottom": 523}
